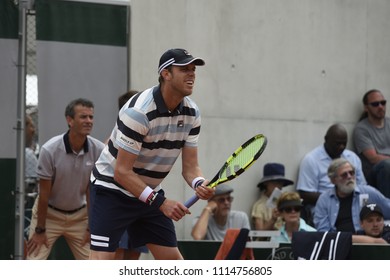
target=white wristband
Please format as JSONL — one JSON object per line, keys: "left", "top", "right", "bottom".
{"left": 192, "top": 176, "right": 205, "bottom": 189}
{"left": 139, "top": 186, "right": 154, "bottom": 203}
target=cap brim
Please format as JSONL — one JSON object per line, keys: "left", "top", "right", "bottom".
{"left": 278, "top": 200, "right": 302, "bottom": 210}
{"left": 213, "top": 188, "right": 233, "bottom": 197}
{"left": 172, "top": 57, "right": 205, "bottom": 67}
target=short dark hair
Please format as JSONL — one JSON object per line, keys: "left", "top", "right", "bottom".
{"left": 158, "top": 66, "right": 172, "bottom": 84}
{"left": 65, "top": 98, "right": 94, "bottom": 118}
{"left": 118, "top": 90, "right": 138, "bottom": 110}
{"left": 362, "top": 89, "right": 382, "bottom": 105}
{"left": 359, "top": 89, "right": 382, "bottom": 121}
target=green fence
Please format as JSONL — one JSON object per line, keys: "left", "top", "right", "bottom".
{"left": 0, "top": 159, "right": 16, "bottom": 259}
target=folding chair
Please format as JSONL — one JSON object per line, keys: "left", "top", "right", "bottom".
{"left": 215, "top": 229, "right": 281, "bottom": 260}
{"left": 215, "top": 228, "right": 253, "bottom": 260}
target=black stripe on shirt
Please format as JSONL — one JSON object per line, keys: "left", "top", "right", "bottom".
{"left": 133, "top": 167, "right": 169, "bottom": 179}
{"left": 142, "top": 139, "right": 185, "bottom": 150}
{"left": 117, "top": 117, "right": 144, "bottom": 142}
{"left": 189, "top": 126, "right": 200, "bottom": 136}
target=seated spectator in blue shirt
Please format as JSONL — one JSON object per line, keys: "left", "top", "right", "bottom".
{"left": 356, "top": 204, "right": 390, "bottom": 243}
{"left": 275, "top": 191, "right": 316, "bottom": 243}
{"left": 314, "top": 158, "right": 390, "bottom": 232}
{"left": 296, "top": 123, "right": 366, "bottom": 226}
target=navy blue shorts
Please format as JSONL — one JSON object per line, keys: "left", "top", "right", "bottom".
{"left": 89, "top": 183, "right": 177, "bottom": 252}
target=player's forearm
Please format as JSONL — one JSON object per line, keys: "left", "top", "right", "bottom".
{"left": 114, "top": 167, "right": 147, "bottom": 197}
{"left": 182, "top": 167, "right": 204, "bottom": 188}
{"left": 181, "top": 146, "right": 204, "bottom": 187}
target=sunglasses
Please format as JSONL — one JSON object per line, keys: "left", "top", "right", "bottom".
{"left": 281, "top": 206, "right": 302, "bottom": 213}
{"left": 339, "top": 170, "right": 355, "bottom": 180}
{"left": 216, "top": 196, "right": 234, "bottom": 203}
{"left": 369, "top": 100, "right": 387, "bottom": 107}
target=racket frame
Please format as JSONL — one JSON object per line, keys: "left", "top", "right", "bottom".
{"left": 184, "top": 134, "right": 267, "bottom": 208}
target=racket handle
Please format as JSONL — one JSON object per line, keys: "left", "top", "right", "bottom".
{"left": 184, "top": 194, "right": 200, "bottom": 208}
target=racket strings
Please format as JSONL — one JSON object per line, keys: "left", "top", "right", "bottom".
{"left": 221, "top": 137, "right": 265, "bottom": 179}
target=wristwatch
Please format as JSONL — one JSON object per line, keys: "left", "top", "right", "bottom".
{"left": 35, "top": 226, "right": 46, "bottom": 234}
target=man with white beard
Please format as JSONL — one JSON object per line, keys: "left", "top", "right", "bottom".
{"left": 314, "top": 158, "right": 390, "bottom": 232}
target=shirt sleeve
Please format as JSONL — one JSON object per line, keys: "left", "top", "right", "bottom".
{"left": 36, "top": 146, "right": 54, "bottom": 180}
{"left": 296, "top": 155, "right": 319, "bottom": 192}
{"left": 116, "top": 107, "right": 148, "bottom": 154}
{"left": 242, "top": 212, "right": 251, "bottom": 230}
{"left": 350, "top": 153, "right": 367, "bottom": 185}
{"left": 353, "top": 124, "right": 374, "bottom": 154}
{"left": 185, "top": 105, "right": 201, "bottom": 147}
{"left": 313, "top": 193, "right": 332, "bottom": 232}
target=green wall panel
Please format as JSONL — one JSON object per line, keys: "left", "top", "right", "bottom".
{"left": 35, "top": 0, "right": 127, "bottom": 46}
{"left": 0, "top": 159, "right": 16, "bottom": 259}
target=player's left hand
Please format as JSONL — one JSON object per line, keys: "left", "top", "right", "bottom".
{"left": 195, "top": 180, "right": 215, "bottom": 200}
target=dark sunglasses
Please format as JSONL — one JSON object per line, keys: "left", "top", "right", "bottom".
{"left": 216, "top": 196, "right": 234, "bottom": 203}
{"left": 339, "top": 170, "right": 355, "bottom": 180}
{"left": 281, "top": 206, "right": 302, "bottom": 213}
{"left": 369, "top": 100, "right": 387, "bottom": 107}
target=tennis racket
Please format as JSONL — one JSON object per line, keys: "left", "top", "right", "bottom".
{"left": 184, "top": 134, "right": 267, "bottom": 208}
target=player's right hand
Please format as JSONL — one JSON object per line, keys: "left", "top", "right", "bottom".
{"left": 159, "top": 199, "right": 190, "bottom": 221}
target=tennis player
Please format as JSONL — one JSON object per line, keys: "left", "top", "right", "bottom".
{"left": 89, "top": 48, "right": 215, "bottom": 260}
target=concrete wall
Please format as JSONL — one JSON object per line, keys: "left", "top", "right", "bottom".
{"left": 129, "top": 0, "right": 390, "bottom": 240}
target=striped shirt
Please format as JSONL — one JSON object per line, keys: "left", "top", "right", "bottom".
{"left": 92, "top": 85, "right": 201, "bottom": 197}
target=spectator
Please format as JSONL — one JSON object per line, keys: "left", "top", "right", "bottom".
{"left": 25, "top": 114, "right": 38, "bottom": 190}
{"left": 192, "top": 184, "right": 251, "bottom": 241}
{"left": 26, "top": 98, "right": 104, "bottom": 259}
{"left": 118, "top": 90, "right": 139, "bottom": 111}
{"left": 353, "top": 89, "right": 390, "bottom": 198}
{"left": 355, "top": 203, "right": 390, "bottom": 243}
{"left": 251, "top": 162, "right": 293, "bottom": 230}
{"left": 314, "top": 158, "right": 390, "bottom": 232}
{"left": 274, "top": 191, "right": 316, "bottom": 243}
{"left": 297, "top": 123, "right": 366, "bottom": 225}
{"left": 24, "top": 114, "right": 39, "bottom": 258}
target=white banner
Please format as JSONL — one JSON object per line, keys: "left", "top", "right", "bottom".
{"left": 0, "top": 260, "right": 386, "bottom": 279}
